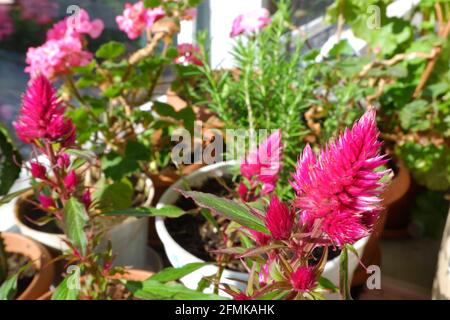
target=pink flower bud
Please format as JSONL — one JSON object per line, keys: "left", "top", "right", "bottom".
{"left": 56, "top": 153, "right": 70, "bottom": 169}
{"left": 63, "top": 170, "right": 77, "bottom": 191}
{"left": 265, "top": 196, "right": 294, "bottom": 240}
{"left": 39, "top": 194, "right": 55, "bottom": 209}
{"left": 82, "top": 190, "right": 91, "bottom": 209}
{"left": 30, "top": 162, "right": 47, "bottom": 180}
{"left": 290, "top": 266, "right": 317, "bottom": 293}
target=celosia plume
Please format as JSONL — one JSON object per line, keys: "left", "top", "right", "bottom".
{"left": 291, "top": 110, "right": 389, "bottom": 245}
{"left": 30, "top": 162, "right": 47, "bottom": 180}
{"left": 265, "top": 196, "right": 293, "bottom": 240}
{"left": 239, "top": 129, "right": 282, "bottom": 200}
{"left": 14, "top": 75, "right": 76, "bottom": 145}
{"left": 290, "top": 266, "right": 317, "bottom": 293}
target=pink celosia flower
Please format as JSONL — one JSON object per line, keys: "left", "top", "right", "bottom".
{"left": 265, "top": 196, "right": 294, "bottom": 240}
{"left": 82, "top": 190, "right": 92, "bottom": 209}
{"left": 30, "top": 162, "right": 47, "bottom": 180}
{"left": 259, "top": 261, "right": 271, "bottom": 286}
{"left": 290, "top": 266, "right": 317, "bottom": 293}
{"left": 46, "top": 9, "right": 104, "bottom": 40}
{"left": 39, "top": 194, "right": 55, "bottom": 209}
{"left": 13, "top": 75, "right": 76, "bottom": 145}
{"left": 64, "top": 170, "right": 77, "bottom": 191}
{"left": 116, "top": 2, "right": 149, "bottom": 40}
{"left": 25, "top": 36, "right": 93, "bottom": 79}
{"left": 240, "top": 130, "right": 282, "bottom": 200}
{"left": 291, "top": 110, "right": 389, "bottom": 245}
{"left": 18, "top": 0, "right": 59, "bottom": 25}
{"left": 56, "top": 153, "right": 70, "bottom": 169}
{"left": 174, "top": 43, "right": 203, "bottom": 66}
{"left": 247, "top": 229, "right": 270, "bottom": 246}
{"left": 230, "top": 8, "right": 271, "bottom": 37}
{"left": 0, "top": 5, "right": 14, "bottom": 40}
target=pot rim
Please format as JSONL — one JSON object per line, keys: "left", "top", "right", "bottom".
{"left": 2, "top": 232, "right": 54, "bottom": 300}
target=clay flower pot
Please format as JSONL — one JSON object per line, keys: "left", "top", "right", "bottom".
{"left": 2, "top": 232, "right": 54, "bottom": 300}
{"left": 38, "top": 269, "right": 153, "bottom": 300}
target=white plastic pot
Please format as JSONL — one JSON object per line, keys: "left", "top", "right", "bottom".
{"left": 156, "top": 161, "right": 368, "bottom": 298}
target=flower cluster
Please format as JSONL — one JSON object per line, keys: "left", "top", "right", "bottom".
{"left": 174, "top": 43, "right": 203, "bottom": 66}
{"left": 230, "top": 8, "right": 271, "bottom": 37}
{"left": 25, "top": 9, "right": 104, "bottom": 79}
{"left": 116, "top": 2, "right": 165, "bottom": 40}
{"left": 239, "top": 130, "right": 283, "bottom": 201}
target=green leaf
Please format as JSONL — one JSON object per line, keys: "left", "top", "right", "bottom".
{"left": 93, "top": 178, "right": 133, "bottom": 212}
{"left": 144, "top": 0, "right": 160, "bottom": 8}
{"left": 339, "top": 246, "right": 352, "bottom": 300}
{"left": 399, "top": 100, "right": 431, "bottom": 131}
{"left": 181, "top": 191, "right": 269, "bottom": 234}
{"left": 96, "top": 41, "right": 126, "bottom": 60}
{"left": 0, "top": 187, "right": 32, "bottom": 206}
{"left": 150, "top": 263, "right": 210, "bottom": 283}
{"left": 318, "top": 276, "right": 339, "bottom": 292}
{"left": 0, "top": 124, "right": 22, "bottom": 196}
{"left": 0, "top": 274, "right": 18, "bottom": 300}
{"left": 103, "top": 205, "right": 185, "bottom": 218}
{"left": 64, "top": 197, "right": 89, "bottom": 256}
{"left": 102, "top": 141, "right": 150, "bottom": 181}
{"left": 125, "top": 279, "right": 228, "bottom": 300}
{"left": 51, "top": 272, "right": 80, "bottom": 300}
{"left": 329, "top": 40, "right": 355, "bottom": 57}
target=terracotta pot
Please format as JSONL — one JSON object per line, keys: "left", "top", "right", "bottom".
{"left": 352, "top": 158, "right": 411, "bottom": 287}
{"left": 38, "top": 269, "right": 153, "bottom": 300}
{"left": 2, "top": 232, "right": 54, "bottom": 300}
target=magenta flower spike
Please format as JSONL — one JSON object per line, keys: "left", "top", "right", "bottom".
{"left": 64, "top": 170, "right": 78, "bottom": 191}
{"left": 14, "top": 75, "right": 75, "bottom": 145}
{"left": 291, "top": 110, "right": 390, "bottom": 246}
{"left": 290, "top": 266, "right": 317, "bottom": 293}
{"left": 265, "top": 196, "right": 294, "bottom": 241}
{"left": 30, "top": 162, "right": 47, "bottom": 180}
{"left": 240, "top": 129, "right": 283, "bottom": 200}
